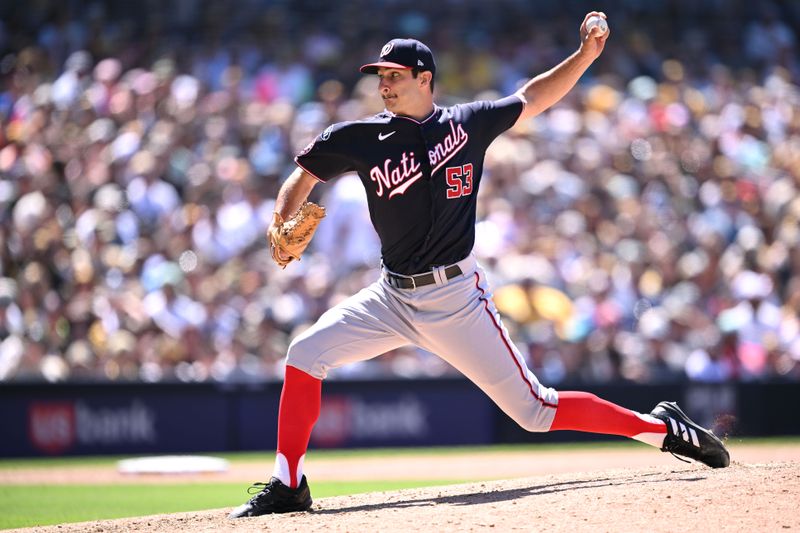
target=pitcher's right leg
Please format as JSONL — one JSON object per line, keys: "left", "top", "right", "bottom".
{"left": 417, "top": 268, "right": 559, "bottom": 432}
{"left": 418, "top": 268, "right": 663, "bottom": 443}
{"left": 551, "top": 391, "right": 667, "bottom": 448}
{"left": 415, "top": 267, "right": 729, "bottom": 467}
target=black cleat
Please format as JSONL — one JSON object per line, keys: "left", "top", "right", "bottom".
{"left": 228, "top": 475, "right": 313, "bottom": 518}
{"left": 651, "top": 401, "right": 730, "bottom": 468}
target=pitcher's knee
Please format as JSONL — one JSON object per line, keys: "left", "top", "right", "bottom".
{"left": 514, "top": 405, "right": 558, "bottom": 433}
{"left": 517, "top": 418, "right": 551, "bottom": 433}
{"left": 286, "top": 337, "right": 324, "bottom": 378}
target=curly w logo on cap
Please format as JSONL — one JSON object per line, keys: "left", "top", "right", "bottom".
{"left": 361, "top": 38, "right": 436, "bottom": 74}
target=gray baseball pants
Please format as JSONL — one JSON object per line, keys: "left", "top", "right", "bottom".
{"left": 286, "top": 254, "right": 559, "bottom": 432}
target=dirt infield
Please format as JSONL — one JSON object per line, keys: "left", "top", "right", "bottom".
{"left": 2, "top": 440, "right": 798, "bottom": 485}
{"left": 11, "top": 460, "right": 800, "bottom": 533}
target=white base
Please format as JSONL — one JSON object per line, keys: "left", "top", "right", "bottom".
{"left": 117, "top": 455, "right": 229, "bottom": 474}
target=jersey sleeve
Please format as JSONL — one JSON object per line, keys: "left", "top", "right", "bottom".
{"left": 463, "top": 94, "right": 525, "bottom": 145}
{"left": 294, "top": 123, "right": 357, "bottom": 183}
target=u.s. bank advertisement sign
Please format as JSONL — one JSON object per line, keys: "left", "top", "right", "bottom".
{"left": 28, "top": 400, "right": 156, "bottom": 454}
{"left": 2, "top": 388, "right": 230, "bottom": 456}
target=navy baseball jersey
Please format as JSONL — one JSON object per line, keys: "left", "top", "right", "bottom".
{"left": 296, "top": 95, "right": 524, "bottom": 274}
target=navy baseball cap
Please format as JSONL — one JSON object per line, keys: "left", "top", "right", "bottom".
{"left": 360, "top": 38, "right": 436, "bottom": 75}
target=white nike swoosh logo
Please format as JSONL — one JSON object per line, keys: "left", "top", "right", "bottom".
{"left": 378, "top": 131, "right": 396, "bottom": 141}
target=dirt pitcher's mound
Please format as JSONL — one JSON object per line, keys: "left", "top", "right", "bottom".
{"left": 15, "top": 461, "right": 800, "bottom": 533}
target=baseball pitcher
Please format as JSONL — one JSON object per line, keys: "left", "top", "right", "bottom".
{"left": 230, "top": 12, "right": 729, "bottom": 518}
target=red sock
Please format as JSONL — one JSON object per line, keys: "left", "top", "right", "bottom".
{"left": 276, "top": 365, "right": 321, "bottom": 488}
{"left": 551, "top": 391, "right": 666, "bottom": 438}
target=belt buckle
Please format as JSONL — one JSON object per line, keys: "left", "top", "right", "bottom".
{"left": 410, "top": 275, "right": 417, "bottom": 290}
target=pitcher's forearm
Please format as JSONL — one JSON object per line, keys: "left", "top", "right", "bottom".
{"left": 514, "top": 12, "right": 609, "bottom": 123}
{"left": 274, "top": 167, "right": 319, "bottom": 220}
{"left": 515, "top": 50, "right": 595, "bottom": 119}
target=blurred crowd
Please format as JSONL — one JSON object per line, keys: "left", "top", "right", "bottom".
{"left": 1, "top": 0, "right": 799, "bottom": 384}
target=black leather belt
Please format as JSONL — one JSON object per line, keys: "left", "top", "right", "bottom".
{"left": 384, "top": 265, "right": 463, "bottom": 289}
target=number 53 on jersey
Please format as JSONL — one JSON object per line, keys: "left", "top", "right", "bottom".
{"left": 446, "top": 163, "right": 474, "bottom": 199}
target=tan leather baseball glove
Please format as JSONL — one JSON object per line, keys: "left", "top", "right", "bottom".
{"left": 268, "top": 201, "right": 326, "bottom": 268}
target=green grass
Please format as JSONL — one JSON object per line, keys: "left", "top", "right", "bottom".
{"left": 1, "top": 437, "right": 797, "bottom": 529}
{"left": 0, "top": 480, "right": 459, "bottom": 530}
{"left": 0, "top": 437, "right": 796, "bottom": 470}
{"left": 0, "top": 443, "right": 589, "bottom": 470}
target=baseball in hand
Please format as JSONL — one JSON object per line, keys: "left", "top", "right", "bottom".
{"left": 586, "top": 15, "right": 608, "bottom": 35}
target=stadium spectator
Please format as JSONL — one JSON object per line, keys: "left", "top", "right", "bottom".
{"left": 0, "top": 0, "right": 798, "bottom": 384}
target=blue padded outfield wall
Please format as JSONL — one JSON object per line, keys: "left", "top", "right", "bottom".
{"left": 1, "top": 379, "right": 799, "bottom": 457}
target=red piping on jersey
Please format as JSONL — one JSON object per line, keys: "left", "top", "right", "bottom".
{"left": 294, "top": 158, "right": 326, "bottom": 183}
{"left": 387, "top": 105, "right": 439, "bottom": 125}
{"left": 473, "top": 272, "right": 557, "bottom": 409}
